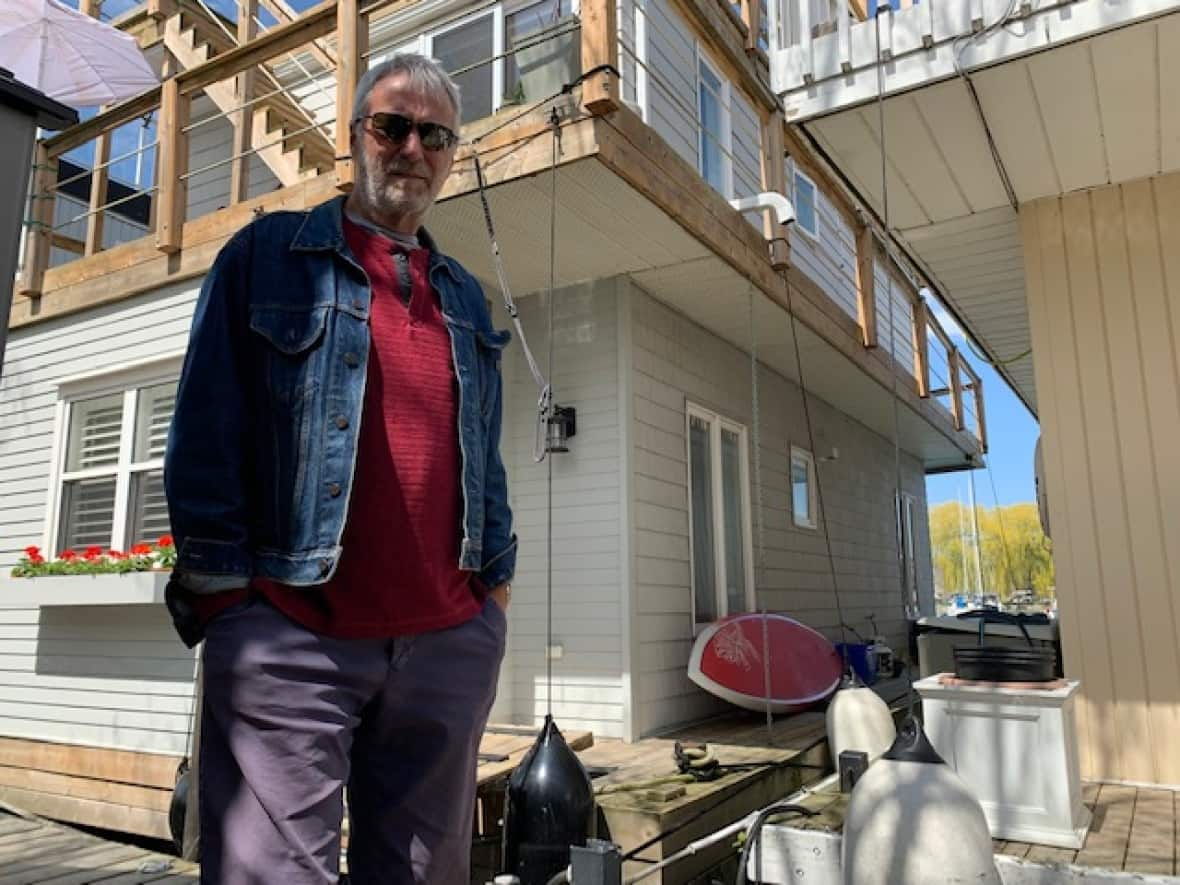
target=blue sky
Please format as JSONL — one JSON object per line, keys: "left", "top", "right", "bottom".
{"left": 924, "top": 302, "right": 1040, "bottom": 509}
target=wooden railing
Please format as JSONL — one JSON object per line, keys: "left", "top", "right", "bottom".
{"left": 772, "top": 126, "right": 987, "bottom": 453}
{"left": 16, "top": 0, "right": 620, "bottom": 298}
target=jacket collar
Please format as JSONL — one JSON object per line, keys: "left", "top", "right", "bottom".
{"left": 290, "top": 195, "right": 460, "bottom": 282}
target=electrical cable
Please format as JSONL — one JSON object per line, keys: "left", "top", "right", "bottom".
{"left": 546, "top": 110, "right": 559, "bottom": 716}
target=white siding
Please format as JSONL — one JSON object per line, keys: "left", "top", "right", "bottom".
{"left": 644, "top": 0, "right": 698, "bottom": 171}
{"left": 626, "top": 285, "right": 931, "bottom": 736}
{"left": 731, "top": 91, "right": 762, "bottom": 201}
{"left": 788, "top": 187, "right": 860, "bottom": 322}
{"left": 873, "top": 257, "right": 916, "bottom": 375}
{"left": 492, "top": 279, "right": 626, "bottom": 739}
{"left": 0, "top": 282, "right": 203, "bottom": 755}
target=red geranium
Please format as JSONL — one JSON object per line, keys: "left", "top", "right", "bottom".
{"left": 24, "top": 545, "right": 40, "bottom": 557}
{"left": 108, "top": 549, "right": 126, "bottom": 560}
{"left": 59, "top": 549, "right": 78, "bottom": 561}
{"left": 83, "top": 546, "right": 103, "bottom": 561}
{"left": 130, "top": 543, "right": 152, "bottom": 556}
{"left": 157, "top": 535, "right": 174, "bottom": 548}
{"left": 28, "top": 552, "right": 44, "bottom": 564}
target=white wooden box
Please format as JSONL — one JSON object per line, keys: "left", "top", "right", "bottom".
{"left": 0, "top": 572, "right": 170, "bottom": 607}
{"left": 914, "top": 675, "right": 1091, "bottom": 849}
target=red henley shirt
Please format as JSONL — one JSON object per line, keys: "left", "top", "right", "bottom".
{"left": 193, "top": 217, "right": 481, "bottom": 636}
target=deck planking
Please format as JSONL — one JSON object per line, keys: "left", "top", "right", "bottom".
{"left": 0, "top": 807, "right": 196, "bottom": 885}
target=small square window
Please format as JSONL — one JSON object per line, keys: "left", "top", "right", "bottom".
{"left": 792, "top": 168, "right": 819, "bottom": 239}
{"left": 791, "top": 446, "right": 817, "bottom": 529}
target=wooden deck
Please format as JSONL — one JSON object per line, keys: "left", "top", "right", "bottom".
{"left": 786, "top": 780, "right": 1179, "bottom": 879}
{"left": 996, "top": 783, "right": 1178, "bottom": 875}
{"left": 0, "top": 806, "right": 197, "bottom": 884}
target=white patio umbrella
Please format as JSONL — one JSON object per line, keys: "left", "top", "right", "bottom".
{"left": 0, "top": 0, "right": 158, "bottom": 107}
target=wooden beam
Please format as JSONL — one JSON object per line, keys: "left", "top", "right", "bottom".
{"left": 230, "top": 0, "right": 259, "bottom": 204}
{"left": 258, "top": 0, "right": 337, "bottom": 70}
{"left": 335, "top": 0, "right": 362, "bottom": 190}
{"left": 912, "top": 299, "right": 930, "bottom": 398}
{"left": 948, "top": 347, "right": 965, "bottom": 431}
{"left": 855, "top": 224, "right": 877, "bottom": 348}
{"left": 43, "top": 89, "right": 162, "bottom": 157}
{"left": 177, "top": 0, "right": 336, "bottom": 97}
{"left": 580, "top": 0, "right": 619, "bottom": 114}
{"left": 155, "top": 77, "right": 189, "bottom": 254}
{"left": 52, "top": 232, "right": 86, "bottom": 255}
{"left": 17, "top": 143, "right": 55, "bottom": 299}
{"left": 741, "top": 0, "right": 761, "bottom": 54}
{"left": 760, "top": 111, "right": 788, "bottom": 269}
{"left": 84, "top": 126, "right": 111, "bottom": 255}
{"left": 79, "top": 0, "right": 100, "bottom": 16}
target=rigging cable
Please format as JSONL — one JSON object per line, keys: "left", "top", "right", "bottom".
{"left": 546, "top": 109, "right": 560, "bottom": 715}
{"left": 874, "top": 9, "right": 918, "bottom": 714}
{"left": 748, "top": 287, "right": 775, "bottom": 745}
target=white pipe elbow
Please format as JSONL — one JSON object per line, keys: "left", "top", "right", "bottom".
{"left": 729, "top": 192, "right": 796, "bottom": 227}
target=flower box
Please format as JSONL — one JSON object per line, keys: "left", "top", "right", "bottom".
{"left": 0, "top": 571, "right": 170, "bottom": 607}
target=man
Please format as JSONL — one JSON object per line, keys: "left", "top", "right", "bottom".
{"left": 164, "top": 54, "right": 515, "bottom": 885}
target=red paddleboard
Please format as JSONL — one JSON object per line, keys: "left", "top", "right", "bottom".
{"left": 687, "top": 613, "right": 843, "bottom": 714}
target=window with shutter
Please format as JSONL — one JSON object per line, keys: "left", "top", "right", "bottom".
{"left": 52, "top": 367, "right": 180, "bottom": 554}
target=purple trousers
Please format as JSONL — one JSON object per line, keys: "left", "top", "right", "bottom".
{"left": 198, "top": 595, "right": 506, "bottom": 885}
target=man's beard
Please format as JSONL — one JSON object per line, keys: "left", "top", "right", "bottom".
{"left": 354, "top": 149, "right": 434, "bottom": 225}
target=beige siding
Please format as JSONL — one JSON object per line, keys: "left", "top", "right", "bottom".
{"left": 1022, "top": 172, "right": 1180, "bottom": 785}
{"left": 626, "top": 284, "right": 931, "bottom": 737}
{"left": 493, "top": 280, "right": 627, "bottom": 739}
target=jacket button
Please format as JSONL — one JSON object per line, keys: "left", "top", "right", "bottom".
{"left": 343, "top": 352, "right": 359, "bottom": 367}
{"left": 335, "top": 415, "right": 349, "bottom": 430}
{"left": 328, "top": 483, "right": 342, "bottom": 497}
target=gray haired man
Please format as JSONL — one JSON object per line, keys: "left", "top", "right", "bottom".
{"left": 165, "top": 54, "right": 514, "bottom": 884}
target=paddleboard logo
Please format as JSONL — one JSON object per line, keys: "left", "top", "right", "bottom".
{"left": 715, "top": 622, "right": 760, "bottom": 671}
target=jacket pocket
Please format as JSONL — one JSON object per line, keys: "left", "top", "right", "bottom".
{"left": 475, "top": 328, "right": 510, "bottom": 420}
{"left": 248, "top": 306, "right": 329, "bottom": 542}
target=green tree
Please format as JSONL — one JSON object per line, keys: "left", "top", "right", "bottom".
{"left": 929, "top": 501, "right": 1055, "bottom": 600}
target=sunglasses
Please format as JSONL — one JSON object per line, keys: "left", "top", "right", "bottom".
{"left": 356, "top": 112, "right": 460, "bottom": 152}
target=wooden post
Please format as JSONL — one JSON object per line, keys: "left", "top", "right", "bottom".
{"left": 760, "top": 112, "right": 789, "bottom": 269}
{"left": 912, "top": 299, "right": 930, "bottom": 398}
{"left": 79, "top": 0, "right": 100, "bottom": 16}
{"left": 948, "top": 347, "right": 965, "bottom": 431}
{"left": 335, "top": 0, "right": 361, "bottom": 191}
{"left": 230, "top": 0, "right": 258, "bottom": 204}
{"left": 855, "top": 225, "right": 877, "bottom": 348}
{"left": 580, "top": 0, "right": 619, "bottom": 114}
{"left": 156, "top": 77, "right": 189, "bottom": 254}
{"left": 741, "top": 0, "right": 762, "bottom": 54}
{"left": 17, "top": 143, "right": 56, "bottom": 299}
{"left": 973, "top": 375, "right": 988, "bottom": 452}
{"left": 84, "top": 125, "right": 110, "bottom": 256}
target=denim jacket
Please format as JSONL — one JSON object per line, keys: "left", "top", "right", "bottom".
{"left": 164, "top": 196, "right": 516, "bottom": 595}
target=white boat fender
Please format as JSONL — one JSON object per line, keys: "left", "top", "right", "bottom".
{"left": 826, "top": 677, "right": 896, "bottom": 763}
{"left": 842, "top": 716, "right": 1000, "bottom": 885}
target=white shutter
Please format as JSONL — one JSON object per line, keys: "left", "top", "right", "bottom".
{"left": 65, "top": 393, "right": 124, "bottom": 471}
{"left": 58, "top": 477, "right": 118, "bottom": 550}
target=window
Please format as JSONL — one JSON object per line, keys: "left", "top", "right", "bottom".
{"left": 697, "top": 53, "right": 732, "bottom": 197}
{"left": 504, "top": 0, "right": 574, "bottom": 103}
{"left": 428, "top": 11, "right": 501, "bottom": 124}
{"left": 48, "top": 358, "right": 180, "bottom": 554}
{"left": 687, "top": 404, "right": 754, "bottom": 626}
{"left": 790, "top": 447, "right": 817, "bottom": 529}
{"left": 789, "top": 160, "right": 819, "bottom": 239}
